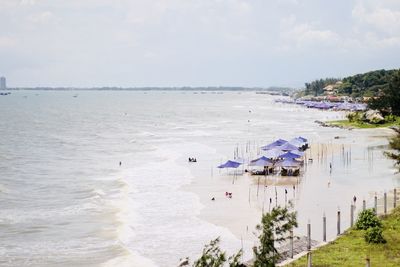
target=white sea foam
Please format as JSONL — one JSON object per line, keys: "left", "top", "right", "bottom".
{"left": 117, "top": 143, "right": 250, "bottom": 267}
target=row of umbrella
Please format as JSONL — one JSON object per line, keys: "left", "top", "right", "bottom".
{"left": 261, "top": 137, "right": 307, "bottom": 152}
{"left": 248, "top": 156, "right": 302, "bottom": 168}
{"left": 218, "top": 137, "right": 308, "bottom": 169}
{"left": 275, "top": 99, "right": 367, "bottom": 111}
{"left": 218, "top": 156, "right": 302, "bottom": 169}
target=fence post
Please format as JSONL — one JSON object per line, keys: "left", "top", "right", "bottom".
{"left": 365, "top": 257, "right": 370, "bottom": 267}
{"left": 363, "top": 199, "right": 366, "bottom": 211}
{"left": 290, "top": 229, "right": 294, "bottom": 259}
{"left": 395, "top": 188, "right": 397, "bottom": 208}
{"left": 337, "top": 209, "right": 341, "bottom": 236}
{"left": 374, "top": 194, "right": 378, "bottom": 215}
{"left": 384, "top": 192, "right": 387, "bottom": 215}
{"left": 323, "top": 213, "right": 326, "bottom": 242}
{"left": 350, "top": 204, "right": 354, "bottom": 227}
{"left": 307, "top": 222, "right": 311, "bottom": 251}
{"left": 307, "top": 252, "right": 312, "bottom": 267}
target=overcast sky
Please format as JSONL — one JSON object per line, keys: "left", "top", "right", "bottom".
{"left": 0, "top": 0, "right": 399, "bottom": 87}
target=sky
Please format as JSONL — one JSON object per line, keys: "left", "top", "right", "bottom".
{"left": 0, "top": 0, "right": 399, "bottom": 88}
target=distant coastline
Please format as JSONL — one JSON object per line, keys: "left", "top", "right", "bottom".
{"left": 4, "top": 86, "right": 295, "bottom": 93}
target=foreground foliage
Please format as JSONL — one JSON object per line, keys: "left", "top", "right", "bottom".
{"left": 186, "top": 204, "right": 297, "bottom": 267}
{"left": 355, "top": 209, "right": 382, "bottom": 230}
{"left": 253, "top": 204, "right": 297, "bottom": 267}
{"left": 288, "top": 207, "right": 400, "bottom": 267}
{"left": 355, "top": 209, "right": 385, "bottom": 244}
{"left": 385, "top": 128, "right": 400, "bottom": 169}
{"left": 365, "top": 226, "right": 386, "bottom": 244}
{"left": 190, "top": 238, "right": 243, "bottom": 267}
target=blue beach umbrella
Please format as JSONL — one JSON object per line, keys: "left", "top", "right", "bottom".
{"left": 354, "top": 103, "right": 367, "bottom": 111}
{"left": 336, "top": 102, "right": 352, "bottom": 110}
{"left": 297, "top": 136, "right": 308, "bottom": 142}
{"left": 277, "top": 142, "right": 299, "bottom": 151}
{"left": 275, "top": 158, "right": 302, "bottom": 167}
{"left": 261, "top": 139, "right": 288, "bottom": 150}
{"left": 249, "top": 156, "right": 274, "bottom": 167}
{"left": 263, "top": 148, "right": 285, "bottom": 159}
{"left": 217, "top": 160, "right": 242, "bottom": 169}
{"left": 289, "top": 138, "right": 305, "bottom": 147}
{"left": 290, "top": 149, "right": 305, "bottom": 156}
{"left": 280, "top": 151, "right": 302, "bottom": 159}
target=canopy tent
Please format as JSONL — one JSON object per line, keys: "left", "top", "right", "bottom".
{"left": 280, "top": 151, "right": 302, "bottom": 159}
{"left": 261, "top": 139, "right": 287, "bottom": 150}
{"left": 297, "top": 136, "right": 308, "bottom": 142}
{"left": 275, "top": 158, "right": 302, "bottom": 167}
{"left": 290, "top": 149, "right": 305, "bottom": 156}
{"left": 217, "top": 160, "right": 242, "bottom": 169}
{"left": 334, "top": 102, "right": 367, "bottom": 111}
{"left": 335, "top": 102, "right": 353, "bottom": 110}
{"left": 289, "top": 138, "right": 305, "bottom": 147}
{"left": 263, "top": 148, "right": 285, "bottom": 159}
{"left": 249, "top": 156, "right": 274, "bottom": 167}
{"left": 277, "top": 142, "right": 299, "bottom": 151}
{"left": 354, "top": 103, "right": 367, "bottom": 111}
{"left": 314, "top": 102, "right": 333, "bottom": 109}
{"left": 234, "top": 158, "right": 245, "bottom": 164}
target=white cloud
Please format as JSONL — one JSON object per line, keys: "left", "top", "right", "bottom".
{"left": 277, "top": 0, "right": 299, "bottom": 6}
{"left": 0, "top": 0, "right": 399, "bottom": 87}
{"left": 279, "top": 16, "right": 340, "bottom": 49}
{"left": 0, "top": 36, "right": 16, "bottom": 48}
{"left": 20, "top": 0, "right": 37, "bottom": 6}
{"left": 352, "top": 0, "right": 400, "bottom": 35}
{"left": 28, "top": 11, "right": 55, "bottom": 24}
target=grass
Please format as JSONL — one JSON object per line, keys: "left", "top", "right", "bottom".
{"left": 327, "top": 118, "right": 400, "bottom": 129}
{"left": 287, "top": 207, "right": 400, "bottom": 267}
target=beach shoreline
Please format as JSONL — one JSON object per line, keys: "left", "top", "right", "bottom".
{"left": 181, "top": 123, "right": 398, "bottom": 263}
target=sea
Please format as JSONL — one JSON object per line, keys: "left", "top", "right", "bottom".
{"left": 0, "top": 90, "right": 399, "bottom": 267}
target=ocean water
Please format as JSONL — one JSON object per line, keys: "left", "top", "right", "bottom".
{"left": 0, "top": 90, "right": 399, "bottom": 267}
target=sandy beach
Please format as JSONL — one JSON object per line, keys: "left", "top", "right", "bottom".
{"left": 183, "top": 126, "right": 399, "bottom": 261}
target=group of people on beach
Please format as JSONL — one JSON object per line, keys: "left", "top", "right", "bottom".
{"left": 211, "top": 191, "right": 233, "bottom": 201}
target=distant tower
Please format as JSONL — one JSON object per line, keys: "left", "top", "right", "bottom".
{"left": 0, "top": 77, "right": 6, "bottom": 90}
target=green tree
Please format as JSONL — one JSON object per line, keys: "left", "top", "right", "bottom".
{"left": 369, "top": 70, "right": 400, "bottom": 115}
{"left": 304, "top": 78, "right": 340, "bottom": 96}
{"left": 192, "top": 238, "right": 243, "bottom": 267}
{"left": 384, "top": 128, "right": 400, "bottom": 170}
{"left": 253, "top": 204, "right": 297, "bottom": 267}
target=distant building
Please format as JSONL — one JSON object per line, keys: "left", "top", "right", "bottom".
{"left": 0, "top": 77, "right": 6, "bottom": 90}
{"left": 323, "top": 84, "right": 335, "bottom": 95}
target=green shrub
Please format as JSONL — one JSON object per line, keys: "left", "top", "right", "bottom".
{"left": 355, "top": 209, "right": 382, "bottom": 230}
{"left": 346, "top": 112, "right": 359, "bottom": 122}
{"left": 365, "top": 226, "right": 386, "bottom": 244}
{"left": 384, "top": 114, "right": 396, "bottom": 123}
